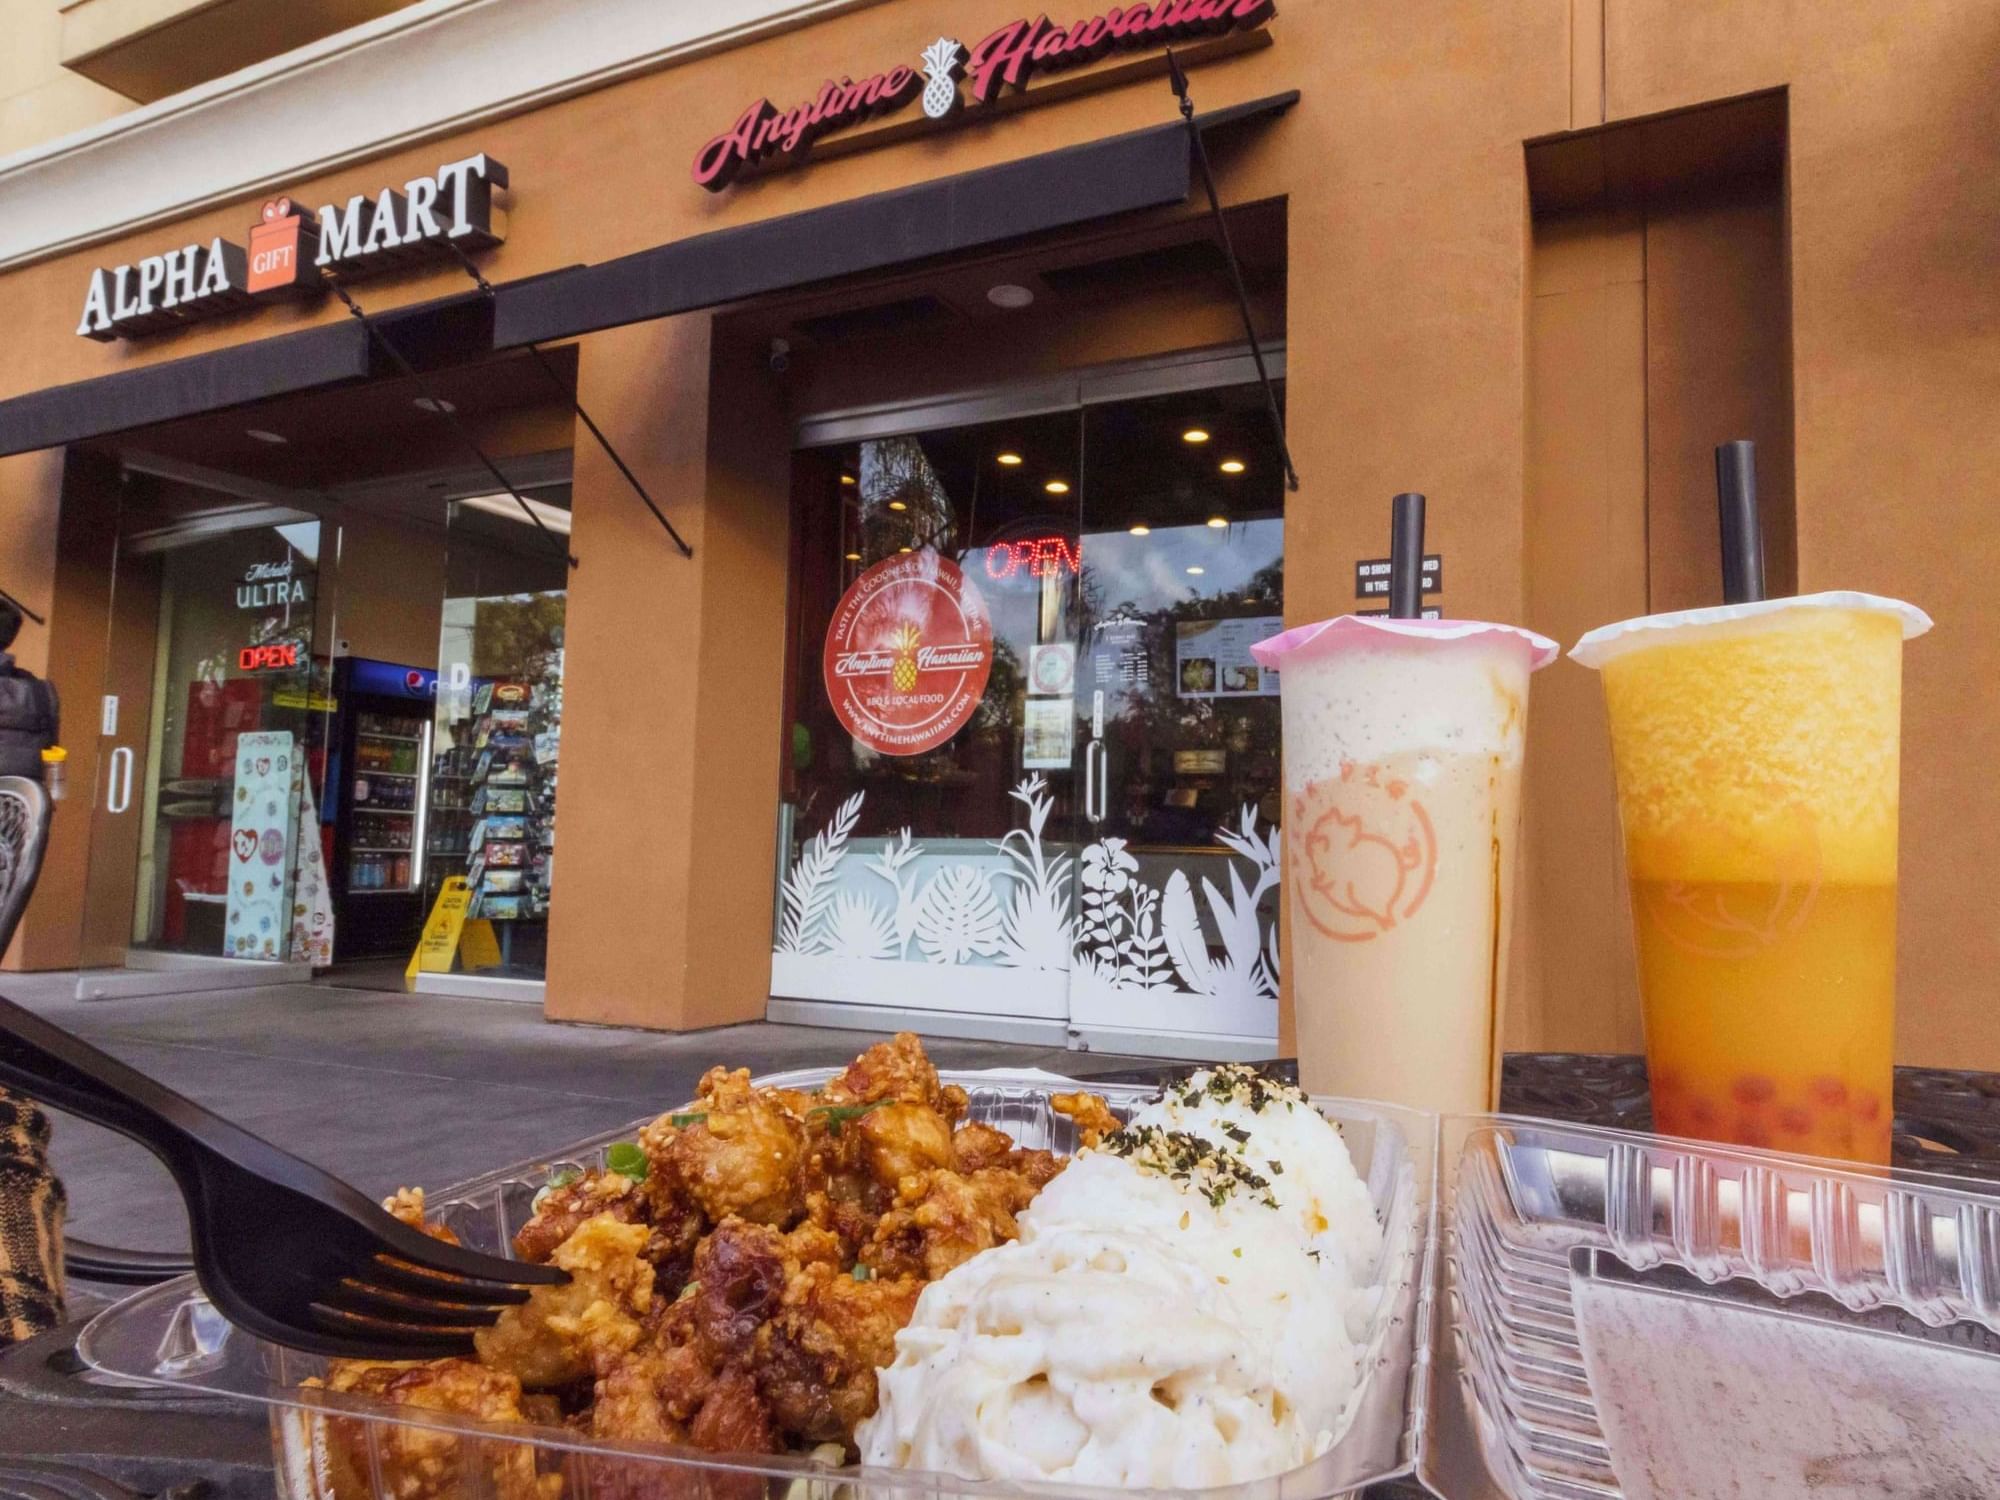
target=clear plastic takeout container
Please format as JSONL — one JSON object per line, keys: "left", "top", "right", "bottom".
{"left": 1423, "top": 1115, "right": 2000, "bottom": 1500}
{"left": 78, "top": 1068, "right": 1440, "bottom": 1500}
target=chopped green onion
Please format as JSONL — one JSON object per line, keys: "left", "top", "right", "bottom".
{"left": 667, "top": 1110, "right": 707, "bottom": 1129}
{"left": 676, "top": 1279, "right": 701, "bottom": 1302}
{"left": 816, "top": 1100, "right": 887, "bottom": 1137}
{"left": 852, "top": 1263, "right": 873, "bottom": 1282}
{"left": 546, "top": 1166, "right": 582, "bottom": 1190}
{"left": 605, "top": 1142, "right": 649, "bottom": 1181}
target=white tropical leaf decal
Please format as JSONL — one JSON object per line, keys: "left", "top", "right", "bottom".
{"left": 914, "top": 865, "right": 1003, "bottom": 964}
{"left": 992, "top": 776, "right": 1073, "bottom": 968}
{"left": 775, "top": 791, "right": 862, "bottom": 955}
{"left": 1203, "top": 862, "right": 1272, "bottom": 998}
{"left": 866, "top": 826, "right": 927, "bottom": 956}
{"left": 1159, "top": 869, "right": 1213, "bottom": 995}
{"left": 824, "top": 890, "right": 899, "bottom": 960}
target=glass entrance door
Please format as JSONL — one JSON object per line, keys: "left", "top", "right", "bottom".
{"left": 76, "top": 502, "right": 334, "bottom": 998}
{"left": 774, "top": 364, "right": 1284, "bottom": 1052}
{"left": 1066, "top": 384, "right": 1285, "bottom": 1049}
{"left": 774, "top": 409, "right": 1085, "bottom": 1023}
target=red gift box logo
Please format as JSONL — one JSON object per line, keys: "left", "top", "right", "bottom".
{"left": 247, "top": 198, "right": 320, "bottom": 296}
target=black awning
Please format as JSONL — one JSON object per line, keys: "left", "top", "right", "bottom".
{"left": 0, "top": 290, "right": 496, "bottom": 460}
{"left": 0, "top": 91, "right": 1296, "bottom": 459}
{"left": 0, "top": 320, "right": 370, "bottom": 459}
{"left": 491, "top": 90, "right": 1298, "bottom": 350}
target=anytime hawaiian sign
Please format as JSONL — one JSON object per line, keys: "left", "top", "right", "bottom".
{"left": 823, "top": 551, "right": 995, "bottom": 756}
{"left": 76, "top": 153, "right": 507, "bottom": 342}
{"left": 692, "top": 0, "right": 1275, "bottom": 190}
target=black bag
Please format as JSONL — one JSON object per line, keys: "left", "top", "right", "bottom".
{"left": 0, "top": 662, "right": 57, "bottom": 782}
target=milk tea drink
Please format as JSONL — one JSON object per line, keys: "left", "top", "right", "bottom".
{"left": 1253, "top": 618, "right": 1557, "bottom": 1114}
{"left": 1573, "top": 593, "right": 1930, "bottom": 1164}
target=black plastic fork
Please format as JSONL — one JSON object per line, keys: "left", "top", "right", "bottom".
{"left": 0, "top": 993, "right": 566, "bottom": 1360}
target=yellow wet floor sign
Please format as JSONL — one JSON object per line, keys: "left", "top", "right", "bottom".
{"left": 408, "top": 877, "right": 503, "bottom": 975}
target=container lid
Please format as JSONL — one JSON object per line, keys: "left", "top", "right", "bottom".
{"left": 1569, "top": 590, "right": 1932, "bottom": 669}
{"left": 1250, "top": 615, "right": 1560, "bottom": 672}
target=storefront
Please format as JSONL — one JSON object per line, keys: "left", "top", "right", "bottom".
{"left": 0, "top": 1, "right": 1993, "bottom": 1066}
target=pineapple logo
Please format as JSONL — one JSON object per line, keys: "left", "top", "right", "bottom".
{"left": 919, "top": 38, "right": 967, "bottom": 122}
{"left": 890, "top": 622, "right": 922, "bottom": 693}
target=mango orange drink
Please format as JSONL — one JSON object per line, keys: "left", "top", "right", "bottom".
{"left": 1572, "top": 594, "right": 1931, "bottom": 1164}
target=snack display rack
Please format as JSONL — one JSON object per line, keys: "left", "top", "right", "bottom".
{"left": 425, "top": 649, "right": 560, "bottom": 938}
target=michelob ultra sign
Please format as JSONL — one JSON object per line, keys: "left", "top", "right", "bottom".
{"left": 76, "top": 153, "right": 507, "bottom": 342}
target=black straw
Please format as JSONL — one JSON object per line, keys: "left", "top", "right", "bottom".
{"left": 1714, "top": 440, "right": 1765, "bottom": 605}
{"left": 1389, "top": 492, "right": 1426, "bottom": 619}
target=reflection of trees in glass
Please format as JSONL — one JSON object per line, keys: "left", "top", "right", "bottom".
{"left": 972, "top": 638, "right": 1023, "bottom": 737}
{"left": 862, "top": 438, "right": 957, "bottom": 556}
{"left": 1086, "top": 557, "right": 1284, "bottom": 833}
{"left": 472, "top": 593, "right": 567, "bottom": 678}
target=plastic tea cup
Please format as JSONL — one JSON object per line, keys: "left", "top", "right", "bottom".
{"left": 1252, "top": 617, "right": 1556, "bottom": 1114}
{"left": 1571, "top": 592, "right": 1931, "bottom": 1164}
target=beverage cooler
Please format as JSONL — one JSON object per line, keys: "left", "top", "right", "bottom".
{"left": 328, "top": 657, "right": 437, "bottom": 960}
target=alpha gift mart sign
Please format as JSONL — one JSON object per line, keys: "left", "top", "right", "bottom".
{"left": 692, "top": 0, "right": 1275, "bottom": 190}
{"left": 76, "top": 153, "right": 507, "bottom": 342}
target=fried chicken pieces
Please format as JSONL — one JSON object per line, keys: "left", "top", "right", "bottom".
{"left": 310, "top": 1034, "right": 1090, "bottom": 1500}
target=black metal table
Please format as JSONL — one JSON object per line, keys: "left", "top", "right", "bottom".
{"left": 5, "top": 1054, "right": 1998, "bottom": 1500}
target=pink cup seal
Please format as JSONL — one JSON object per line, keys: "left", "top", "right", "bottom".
{"left": 1250, "top": 614, "right": 1560, "bottom": 672}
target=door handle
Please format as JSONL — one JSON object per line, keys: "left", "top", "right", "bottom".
{"left": 107, "top": 746, "right": 134, "bottom": 814}
{"left": 1083, "top": 734, "right": 1099, "bottom": 826}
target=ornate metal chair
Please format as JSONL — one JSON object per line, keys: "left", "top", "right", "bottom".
{"left": 0, "top": 776, "right": 49, "bottom": 956}
{"left": 0, "top": 774, "right": 191, "bottom": 1288}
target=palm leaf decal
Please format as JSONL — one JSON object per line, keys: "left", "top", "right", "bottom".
{"left": 776, "top": 791, "right": 862, "bottom": 954}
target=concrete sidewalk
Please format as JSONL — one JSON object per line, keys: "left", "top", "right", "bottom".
{"left": 0, "top": 971, "right": 1152, "bottom": 1255}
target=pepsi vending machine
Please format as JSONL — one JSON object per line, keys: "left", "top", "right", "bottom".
{"left": 329, "top": 657, "right": 437, "bottom": 960}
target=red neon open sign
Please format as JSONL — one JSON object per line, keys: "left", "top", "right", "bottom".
{"left": 239, "top": 642, "right": 299, "bottom": 671}
{"left": 984, "top": 536, "right": 1079, "bottom": 583}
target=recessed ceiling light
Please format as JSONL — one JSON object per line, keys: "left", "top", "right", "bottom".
{"left": 1182, "top": 428, "right": 1210, "bottom": 444}
{"left": 1128, "top": 523, "right": 1151, "bottom": 537}
{"left": 898, "top": 546, "right": 914, "bottom": 554}
{"left": 987, "top": 283, "right": 1035, "bottom": 309}
{"left": 1186, "top": 565, "right": 1206, "bottom": 576}
{"left": 844, "top": 551, "right": 862, "bottom": 562}
{"left": 245, "top": 428, "right": 287, "bottom": 444}
{"left": 996, "top": 452, "right": 1023, "bottom": 467}
{"left": 1207, "top": 515, "right": 1228, "bottom": 529}
{"left": 412, "top": 396, "right": 457, "bottom": 414}
{"left": 840, "top": 474, "right": 856, "bottom": 485}
{"left": 887, "top": 499, "right": 908, "bottom": 512}
{"left": 1219, "top": 459, "right": 1246, "bottom": 474}
{"left": 1044, "top": 479, "right": 1070, "bottom": 495}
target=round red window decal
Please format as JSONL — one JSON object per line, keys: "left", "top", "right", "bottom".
{"left": 823, "top": 551, "right": 994, "bottom": 756}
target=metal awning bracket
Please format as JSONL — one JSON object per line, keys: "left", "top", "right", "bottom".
{"left": 1165, "top": 50, "right": 1299, "bottom": 493}
{"left": 443, "top": 243, "right": 692, "bottom": 560}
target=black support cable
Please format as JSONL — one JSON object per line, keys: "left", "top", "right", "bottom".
{"left": 1165, "top": 50, "right": 1300, "bottom": 493}
{"left": 0, "top": 587, "right": 45, "bottom": 627}
{"left": 324, "top": 276, "right": 578, "bottom": 570}
{"left": 441, "top": 243, "right": 693, "bottom": 560}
